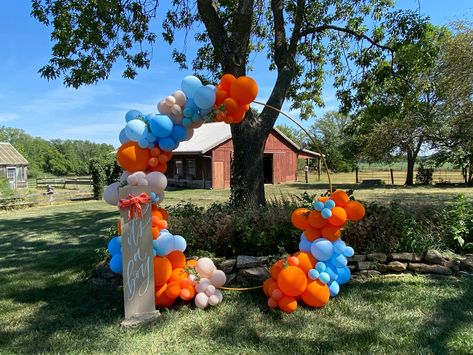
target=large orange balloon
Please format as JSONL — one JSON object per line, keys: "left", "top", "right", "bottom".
{"left": 331, "top": 190, "right": 350, "bottom": 207}
{"left": 270, "top": 260, "right": 284, "bottom": 280}
{"left": 223, "top": 98, "right": 239, "bottom": 113}
{"left": 277, "top": 266, "right": 307, "bottom": 297}
{"left": 219, "top": 74, "right": 236, "bottom": 91}
{"left": 278, "top": 296, "right": 298, "bottom": 313}
{"left": 304, "top": 227, "right": 322, "bottom": 241}
{"left": 321, "top": 225, "right": 341, "bottom": 241}
{"left": 308, "top": 211, "right": 328, "bottom": 229}
{"left": 170, "top": 268, "right": 188, "bottom": 283}
{"left": 155, "top": 291, "right": 175, "bottom": 307}
{"left": 167, "top": 251, "right": 186, "bottom": 269}
{"left": 116, "top": 141, "right": 150, "bottom": 172}
{"left": 165, "top": 281, "right": 181, "bottom": 299}
{"left": 301, "top": 280, "right": 330, "bottom": 308}
{"left": 229, "top": 76, "right": 258, "bottom": 104}
{"left": 345, "top": 200, "right": 365, "bottom": 221}
{"left": 154, "top": 256, "right": 172, "bottom": 286}
{"left": 328, "top": 206, "right": 347, "bottom": 227}
{"left": 294, "top": 251, "right": 316, "bottom": 273}
{"left": 291, "top": 208, "right": 310, "bottom": 230}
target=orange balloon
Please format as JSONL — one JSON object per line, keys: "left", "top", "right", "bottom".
{"left": 150, "top": 147, "right": 161, "bottom": 157}
{"left": 291, "top": 208, "right": 310, "bottom": 230}
{"left": 156, "top": 207, "right": 169, "bottom": 221}
{"left": 304, "top": 227, "right": 322, "bottom": 241}
{"left": 116, "top": 141, "right": 150, "bottom": 172}
{"left": 165, "top": 281, "right": 181, "bottom": 299}
{"left": 219, "top": 74, "right": 236, "bottom": 91}
{"left": 167, "top": 251, "right": 186, "bottom": 269}
{"left": 268, "top": 297, "right": 278, "bottom": 309}
{"left": 223, "top": 115, "right": 234, "bottom": 124}
{"left": 321, "top": 225, "right": 341, "bottom": 241}
{"left": 156, "top": 219, "right": 168, "bottom": 230}
{"left": 155, "top": 291, "right": 175, "bottom": 307}
{"left": 180, "top": 285, "right": 195, "bottom": 301}
{"left": 345, "top": 200, "right": 365, "bottom": 221}
{"left": 229, "top": 76, "right": 258, "bottom": 104}
{"left": 117, "top": 219, "right": 122, "bottom": 235}
{"left": 232, "top": 104, "right": 247, "bottom": 121}
{"left": 152, "top": 226, "right": 160, "bottom": 239}
{"left": 277, "top": 266, "right": 307, "bottom": 297}
{"left": 294, "top": 251, "right": 316, "bottom": 273}
{"left": 331, "top": 190, "right": 350, "bottom": 207}
{"left": 223, "top": 97, "right": 239, "bottom": 113}
{"left": 186, "top": 259, "right": 197, "bottom": 268}
{"left": 270, "top": 260, "right": 284, "bottom": 280}
{"left": 215, "top": 111, "right": 226, "bottom": 122}
{"left": 328, "top": 206, "right": 347, "bottom": 227}
{"left": 154, "top": 256, "right": 172, "bottom": 287}
{"left": 301, "top": 280, "right": 330, "bottom": 308}
{"left": 308, "top": 211, "right": 328, "bottom": 229}
{"left": 278, "top": 296, "right": 298, "bottom": 313}
{"left": 263, "top": 278, "right": 277, "bottom": 297}
{"left": 215, "top": 89, "right": 229, "bottom": 105}
{"left": 170, "top": 268, "right": 188, "bottom": 283}
{"left": 155, "top": 283, "right": 167, "bottom": 298}
{"left": 318, "top": 196, "right": 329, "bottom": 203}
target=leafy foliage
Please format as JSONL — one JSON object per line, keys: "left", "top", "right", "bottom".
{"left": 415, "top": 163, "right": 433, "bottom": 185}
{"left": 89, "top": 155, "right": 121, "bottom": 200}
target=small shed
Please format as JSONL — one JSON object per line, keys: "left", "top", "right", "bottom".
{"left": 165, "top": 122, "right": 321, "bottom": 189}
{"left": 0, "top": 142, "right": 29, "bottom": 189}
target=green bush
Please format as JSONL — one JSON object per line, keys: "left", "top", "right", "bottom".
{"left": 0, "top": 177, "right": 12, "bottom": 196}
{"left": 415, "top": 163, "right": 434, "bottom": 185}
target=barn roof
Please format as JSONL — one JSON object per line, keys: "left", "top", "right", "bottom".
{"left": 173, "top": 122, "right": 321, "bottom": 157}
{"left": 0, "top": 142, "right": 29, "bottom": 165}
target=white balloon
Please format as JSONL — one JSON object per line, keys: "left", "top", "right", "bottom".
{"left": 215, "top": 289, "right": 223, "bottom": 303}
{"left": 195, "top": 292, "right": 209, "bottom": 309}
{"left": 165, "top": 95, "right": 176, "bottom": 107}
{"left": 196, "top": 278, "right": 211, "bottom": 293}
{"left": 170, "top": 112, "right": 184, "bottom": 125}
{"left": 210, "top": 270, "right": 227, "bottom": 288}
{"left": 146, "top": 172, "right": 167, "bottom": 193}
{"left": 208, "top": 294, "right": 219, "bottom": 306}
{"left": 137, "top": 178, "right": 149, "bottom": 186}
{"left": 171, "top": 104, "right": 182, "bottom": 115}
{"left": 172, "top": 90, "right": 187, "bottom": 106}
{"left": 158, "top": 100, "right": 172, "bottom": 115}
{"left": 120, "top": 171, "right": 130, "bottom": 183}
{"left": 127, "top": 174, "right": 139, "bottom": 186}
{"left": 156, "top": 190, "right": 165, "bottom": 205}
{"left": 195, "top": 258, "right": 216, "bottom": 278}
{"left": 205, "top": 285, "right": 216, "bottom": 296}
{"left": 103, "top": 182, "right": 120, "bottom": 206}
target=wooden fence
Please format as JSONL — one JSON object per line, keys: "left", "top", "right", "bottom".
{"left": 35, "top": 177, "right": 93, "bottom": 189}
{"left": 355, "top": 168, "right": 465, "bottom": 185}
{"left": 0, "top": 190, "right": 94, "bottom": 209}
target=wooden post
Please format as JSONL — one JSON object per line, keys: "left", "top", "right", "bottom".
{"left": 317, "top": 157, "right": 321, "bottom": 181}
{"left": 390, "top": 169, "right": 394, "bottom": 185}
{"left": 356, "top": 167, "right": 359, "bottom": 184}
{"left": 119, "top": 186, "right": 159, "bottom": 324}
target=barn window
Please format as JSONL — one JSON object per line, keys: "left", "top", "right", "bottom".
{"left": 187, "top": 159, "right": 196, "bottom": 179}
{"left": 175, "top": 160, "right": 183, "bottom": 178}
{"left": 7, "top": 167, "right": 15, "bottom": 181}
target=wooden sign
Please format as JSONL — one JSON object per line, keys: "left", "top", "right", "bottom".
{"left": 119, "top": 185, "right": 156, "bottom": 320}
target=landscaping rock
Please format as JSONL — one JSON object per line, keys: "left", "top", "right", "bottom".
{"left": 348, "top": 254, "right": 367, "bottom": 262}
{"left": 236, "top": 255, "right": 268, "bottom": 269}
{"left": 225, "top": 273, "right": 237, "bottom": 285}
{"left": 236, "top": 267, "right": 269, "bottom": 285}
{"left": 366, "top": 253, "right": 387, "bottom": 263}
{"left": 408, "top": 263, "right": 452, "bottom": 275}
{"left": 423, "top": 250, "right": 445, "bottom": 265}
{"left": 460, "top": 255, "right": 473, "bottom": 272}
{"left": 355, "top": 270, "right": 381, "bottom": 278}
{"left": 378, "top": 261, "right": 407, "bottom": 273}
{"left": 354, "top": 261, "right": 375, "bottom": 270}
{"left": 388, "top": 253, "right": 422, "bottom": 262}
{"left": 455, "top": 271, "right": 473, "bottom": 277}
{"left": 220, "top": 259, "right": 236, "bottom": 274}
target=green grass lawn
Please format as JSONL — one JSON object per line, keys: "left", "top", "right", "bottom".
{"left": 1, "top": 201, "right": 473, "bottom": 353}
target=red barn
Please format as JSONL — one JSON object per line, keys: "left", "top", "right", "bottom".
{"left": 165, "top": 122, "right": 320, "bottom": 189}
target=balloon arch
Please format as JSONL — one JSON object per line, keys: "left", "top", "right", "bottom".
{"left": 103, "top": 74, "right": 365, "bottom": 314}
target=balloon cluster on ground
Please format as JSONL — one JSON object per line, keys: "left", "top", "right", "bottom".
{"left": 264, "top": 190, "right": 365, "bottom": 313}
{"left": 104, "top": 73, "right": 258, "bottom": 310}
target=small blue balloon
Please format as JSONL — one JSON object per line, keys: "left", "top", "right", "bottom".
{"left": 313, "top": 201, "right": 324, "bottom": 211}
{"left": 170, "top": 125, "right": 188, "bottom": 142}
{"left": 116, "top": 236, "right": 122, "bottom": 246}
{"left": 299, "top": 233, "right": 312, "bottom": 252}
{"left": 311, "top": 238, "right": 334, "bottom": 261}
{"left": 183, "top": 107, "right": 194, "bottom": 117}
{"left": 119, "top": 128, "right": 130, "bottom": 144}
{"left": 316, "top": 261, "right": 327, "bottom": 272}
{"left": 125, "top": 110, "right": 143, "bottom": 122}
{"left": 181, "top": 75, "right": 202, "bottom": 98}
{"left": 159, "top": 136, "right": 178, "bottom": 152}
{"left": 194, "top": 86, "right": 216, "bottom": 110}
{"left": 149, "top": 114, "right": 174, "bottom": 138}
{"left": 333, "top": 240, "right": 346, "bottom": 254}
{"left": 337, "top": 266, "right": 351, "bottom": 285}
{"left": 154, "top": 234, "right": 173, "bottom": 256}
{"left": 108, "top": 237, "right": 121, "bottom": 256}
{"left": 148, "top": 142, "right": 155, "bottom": 149}
{"left": 146, "top": 132, "right": 156, "bottom": 142}
{"left": 325, "top": 262, "right": 339, "bottom": 281}
{"left": 109, "top": 253, "right": 123, "bottom": 274}
{"left": 324, "top": 199, "right": 336, "bottom": 210}
{"left": 172, "top": 235, "right": 187, "bottom": 252}
{"left": 125, "top": 119, "right": 148, "bottom": 141}
{"left": 343, "top": 246, "right": 355, "bottom": 257}
{"left": 321, "top": 208, "right": 332, "bottom": 219}
{"left": 319, "top": 272, "right": 330, "bottom": 284}
{"left": 144, "top": 113, "right": 155, "bottom": 122}
{"left": 182, "top": 118, "right": 193, "bottom": 127}
{"left": 329, "top": 281, "right": 340, "bottom": 297}
{"left": 206, "top": 84, "right": 217, "bottom": 92}
{"left": 308, "top": 269, "right": 319, "bottom": 280}
{"left": 331, "top": 253, "right": 348, "bottom": 268}
{"left": 138, "top": 138, "right": 149, "bottom": 148}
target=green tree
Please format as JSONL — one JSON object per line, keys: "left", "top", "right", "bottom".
{"left": 275, "top": 124, "right": 306, "bottom": 147}
{"left": 32, "top": 0, "right": 427, "bottom": 204}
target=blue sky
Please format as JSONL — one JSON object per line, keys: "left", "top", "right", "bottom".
{"left": 0, "top": 1, "right": 472, "bottom": 147}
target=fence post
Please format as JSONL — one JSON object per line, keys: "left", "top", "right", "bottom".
{"left": 390, "top": 169, "right": 394, "bottom": 185}
{"left": 355, "top": 167, "right": 359, "bottom": 184}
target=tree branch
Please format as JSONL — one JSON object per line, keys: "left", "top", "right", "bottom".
{"left": 288, "top": 0, "right": 305, "bottom": 55}
{"left": 230, "top": 0, "right": 255, "bottom": 73}
{"left": 270, "top": 0, "right": 289, "bottom": 69}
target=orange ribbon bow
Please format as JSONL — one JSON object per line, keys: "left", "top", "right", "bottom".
{"left": 119, "top": 193, "right": 151, "bottom": 220}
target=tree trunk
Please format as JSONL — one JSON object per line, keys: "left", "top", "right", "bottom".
{"left": 405, "top": 148, "right": 415, "bottom": 186}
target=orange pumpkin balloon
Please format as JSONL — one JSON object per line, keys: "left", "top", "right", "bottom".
{"left": 165, "top": 281, "right": 181, "bottom": 299}
{"left": 301, "top": 280, "right": 330, "bottom": 308}
{"left": 308, "top": 211, "right": 328, "bottom": 229}
{"left": 116, "top": 141, "right": 150, "bottom": 172}
{"left": 263, "top": 278, "right": 277, "bottom": 297}
{"left": 291, "top": 208, "right": 310, "bottom": 230}
{"left": 180, "top": 285, "right": 195, "bottom": 301}
{"left": 318, "top": 196, "right": 329, "bottom": 203}
{"left": 156, "top": 207, "right": 169, "bottom": 221}
{"left": 277, "top": 266, "right": 307, "bottom": 297}
{"left": 278, "top": 296, "right": 298, "bottom": 313}
{"left": 154, "top": 256, "right": 172, "bottom": 286}
{"left": 223, "top": 97, "right": 239, "bottom": 113}
{"left": 270, "top": 260, "right": 284, "bottom": 280}
{"left": 345, "top": 200, "right": 365, "bottom": 221}
{"left": 215, "top": 89, "right": 229, "bottom": 105}
{"left": 294, "top": 251, "right": 316, "bottom": 273}
{"left": 328, "top": 206, "right": 347, "bottom": 227}
{"left": 229, "top": 76, "right": 258, "bottom": 104}
{"left": 268, "top": 297, "right": 278, "bottom": 309}
{"left": 304, "top": 227, "right": 322, "bottom": 241}
{"left": 330, "top": 190, "right": 350, "bottom": 207}
{"left": 155, "top": 291, "right": 175, "bottom": 307}
{"left": 152, "top": 226, "right": 160, "bottom": 239}
{"left": 219, "top": 74, "right": 236, "bottom": 91}
{"left": 321, "top": 225, "right": 341, "bottom": 242}
{"left": 170, "top": 268, "right": 188, "bottom": 283}
{"left": 167, "top": 251, "right": 186, "bottom": 269}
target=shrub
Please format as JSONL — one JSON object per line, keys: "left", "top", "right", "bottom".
{"left": 415, "top": 163, "right": 433, "bottom": 185}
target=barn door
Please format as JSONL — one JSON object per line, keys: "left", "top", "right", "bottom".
{"left": 6, "top": 167, "right": 16, "bottom": 189}
{"left": 213, "top": 162, "right": 224, "bottom": 189}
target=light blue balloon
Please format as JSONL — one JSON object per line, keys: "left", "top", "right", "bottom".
{"left": 194, "top": 86, "right": 216, "bottom": 110}
{"left": 119, "top": 128, "right": 130, "bottom": 144}
{"left": 144, "top": 113, "right": 155, "bottom": 122}
{"left": 146, "top": 132, "right": 156, "bottom": 142}
{"left": 331, "top": 253, "right": 347, "bottom": 268}
{"left": 170, "top": 125, "right": 188, "bottom": 142}
{"left": 125, "top": 119, "right": 148, "bottom": 141}
{"left": 311, "top": 238, "right": 333, "bottom": 261}
{"left": 319, "top": 272, "right": 330, "bottom": 284}
{"left": 324, "top": 199, "right": 336, "bottom": 210}
{"left": 149, "top": 114, "right": 173, "bottom": 138}
{"left": 313, "top": 201, "right": 324, "bottom": 211}
{"left": 308, "top": 269, "right": 319, "bottom": 280}
{"left": 148, "top": 141, "right": 155, "bottom": 149}
{"left": 321, "top": 208, "right": 332, "bottom": 219}
{"left": 172, "top": 235, "right": 187, "bottom": 252}
{"left": 138, "top": 138, "right": 149, "bottom": 148}
{"left": 337, "top": 266, "right": 351, "bottom": 285}
{"left": 343, "top": 246, "right": 355, "bottom": 257}
{"left": 116, "top": 236, "right": 122, "bottom": 246}
{"left": 333, "top": 240, "right": 346, "bottom": 254}
{"left": 325, "top": 262, "right": 339, "bottom": 281}
{"left": 109, "top": 253, "right": 123, "bottom": 274}
{"left": 329, "top": 281, "right": 340, "bottom": 297}
{"left": 154, "top": 234, "right": 173, "bottom": 256}
{"left": 206, "top": 84, "right": 217, "bottom": 92}
{"left": 299, "top": 233, "right": 312, "bottom": 252}
{"left": 125, "top": 110, "right": 143, "bottom": 122}
{"left": 108, "top": 237, "right": 121, "bottom": 256}
{"left": 316, "top": 261, "right": 327, "bottom": 272}
{"left": 183, "top": 107, "right": 194, "bottom": 117}
{"left": 159, "top": 136, "right": 178, "bottom": 152}
{"left": 182, "top": 118, "right": 193, "bottom": 127}
{"left": 181, "top": 75, "right": 202, "bottom": 98}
